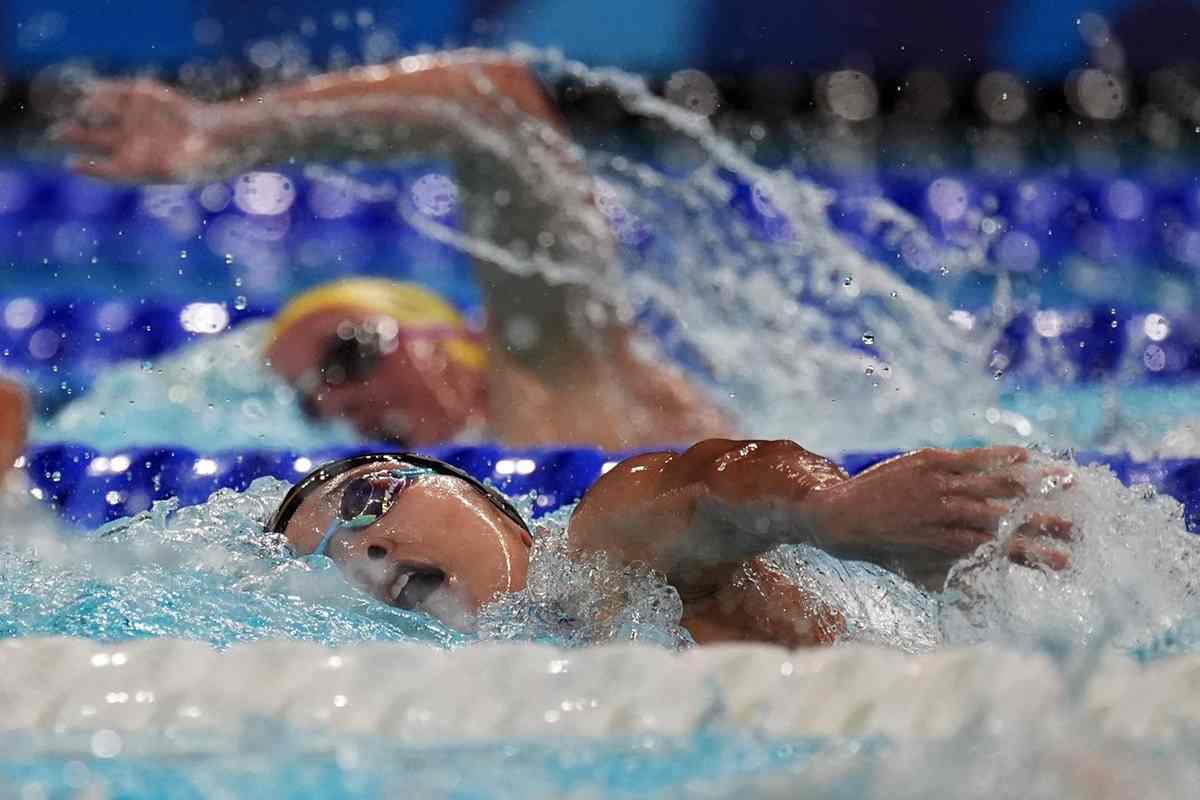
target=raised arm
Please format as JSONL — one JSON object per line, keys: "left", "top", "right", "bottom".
{"left": 569, "top": 439, "right": 1071, "bottom": 645}
{"left": 56, "top": 52, "right": 620, "bottom": 371}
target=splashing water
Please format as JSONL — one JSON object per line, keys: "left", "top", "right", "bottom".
{"left": 941, "top": 454, "right": 1200, "bottom": 655}
{"left": 37, "top": 321, "right": 359, "bottom": 451}
{"left": 390, "top": 47, "right": 1010, "bottom": 451}
{"left": 33, "top": 48, "right": 1023, "bottom": 453}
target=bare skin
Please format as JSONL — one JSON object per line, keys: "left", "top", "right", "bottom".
{"left": 264, "top": 306, "right": 490, "bottom": 444}
{"left": 0, "top": 377, "right": 29, "bottom": 485}
{"left": 282, "top": 441, "right": 1071, "bottom": 646}
{"left": 283, "top": 461, "right": 533, "bottom": 631}
{"left": 55, "top": 52, "right": 729, "bottom": 449}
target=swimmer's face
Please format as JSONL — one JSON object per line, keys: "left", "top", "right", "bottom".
{"left": 280, "top": 463, "right": 532, "bottom": 630}
{"left": 266, "top": 307, "right": 486, "bottom": 445}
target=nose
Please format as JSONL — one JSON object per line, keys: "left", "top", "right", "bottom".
{"left": 360, "top": 534, "right": 393, "bottom": 562}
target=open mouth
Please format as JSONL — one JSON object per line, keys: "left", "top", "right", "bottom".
{"left": 387, "top": 565, "right": 447, "bottom": 611}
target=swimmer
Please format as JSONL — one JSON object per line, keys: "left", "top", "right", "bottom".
{"left": 54, "top": 51, "right": 729, "bottom": 449}
{"left": 270, "top": 441, "right": 1071, "bottom": 646}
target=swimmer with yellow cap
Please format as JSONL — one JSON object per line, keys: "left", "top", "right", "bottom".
{"left": 266, "top": 279, "right": 488, "bottom": 445}
{"left": 265, "top": 274, "right": 730, "bottom": 448}
{"left": 59, "top": 50, "right": 732, "bottom": 448}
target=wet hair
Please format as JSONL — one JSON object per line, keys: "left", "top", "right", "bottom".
{"left": 267, "top": 452, "right": 530, "bottom": 537}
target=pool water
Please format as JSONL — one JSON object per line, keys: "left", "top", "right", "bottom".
{"left": 8, "top": 50, "right": 1200, "bottom": 798}
{"left": 5, "top": 448, "right": 1200, "bottom": 796}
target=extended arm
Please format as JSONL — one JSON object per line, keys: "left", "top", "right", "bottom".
{"left": 57, "top": 52, "right": 620, "bottom": 370}
{"left": 569, "top": 439, "right": 1071, "bottom": 646}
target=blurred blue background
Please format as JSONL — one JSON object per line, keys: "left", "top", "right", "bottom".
{"left": 2, "top": 0, "right": 1198, "bottom": 78}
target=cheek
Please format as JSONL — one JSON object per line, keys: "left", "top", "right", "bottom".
{"left": 446, "top": 530, "right": 528, "bottom": 606}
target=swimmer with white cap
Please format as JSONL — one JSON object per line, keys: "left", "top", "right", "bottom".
{"left": 55, "top": 51, "right": 729, "bottom": 449}
{"left": 269, "top": 441, "right": 1073, "bottom": 646}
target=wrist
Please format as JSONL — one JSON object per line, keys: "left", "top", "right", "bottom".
{"left": 803, "top": 483, "right": 868, "bottom": 561}
{"left": 191, "top": 100, "right": 268, "bottom": 178}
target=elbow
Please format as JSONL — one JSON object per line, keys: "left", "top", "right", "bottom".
{"left": 479, "top": 61, "right": 565, "bottom": 128}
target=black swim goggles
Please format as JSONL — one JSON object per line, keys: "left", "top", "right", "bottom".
{"left": 296, "top": 323, "right": 394, "bottom": 419}
{"left": 266, "top": 452, "right": 531, "bottom": 548}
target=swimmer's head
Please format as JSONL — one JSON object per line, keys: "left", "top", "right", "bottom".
{"left": 266, "top": 279, "right": 487, "bottom": 445}
{"left": 269, "top": 453, "right": 533, "bottom": 630}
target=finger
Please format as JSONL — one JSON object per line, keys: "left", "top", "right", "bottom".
{"left": 947, "top": 446, "right": 1029, "bottom": 474}
{"left": 1014, "top": 513, "right": 1074, "bottom": 542}
{"left": 939, "top": 498, "right": 1008, "bottom": 532}
{"left": 948, "top": 470, "right": 1027, "bottom": 500}
{"left": 49, "top": 122, "right": 123, "bottom": 154}
{"left": 1008, "top": 536, "right": 1070, "bottom": 571}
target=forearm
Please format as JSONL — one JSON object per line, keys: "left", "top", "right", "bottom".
{"left": 203, "top": 52, "right": 563, "bottom": 169}
{"left": 569, "top": 440, "right": 852, "bottom": 597}
{"left": 204, "top": 52, "right": 621, "bottom": 365}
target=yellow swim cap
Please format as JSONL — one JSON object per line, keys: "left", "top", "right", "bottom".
{"left": 270, "top": 279, "right": 485, "bottom": 370}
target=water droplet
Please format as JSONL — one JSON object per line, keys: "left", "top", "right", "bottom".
{"left": 234, "top": 296, "right": 247, "bottom": 310}
{"left": 179, "top": 250, "right": 188, "bottom": 259}
{"left": 225, "top": 254, "right": 235, "bottom": 265}
{"left": 861, "top": 332, "right": 875, "bottom": 345}
{"left": 864, "top": 366, "right": 875, "bottom": 375}
{"left": 889, "top": 291, "right": 898, "bottom": 299}
{"left": 843, "top": 275, "right": 854, "bottom": 287}
{"left": 50, "top": 470, "right": 61, "bottom": 483}
{"left": 233, "top": 276, "right": 243, "bottom": 287}
{"left": 939, "top": 265, "right": 951, "bottom": 277}
{"left": 141, "top": 361, "right": 152, "bottom": 372}
{"left": 993, "top": 369, "right": 1005, "bottom": 380}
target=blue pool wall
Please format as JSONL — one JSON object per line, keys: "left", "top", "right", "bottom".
{"left": 23, "top": 442, "right": 1200, "bottom": 535}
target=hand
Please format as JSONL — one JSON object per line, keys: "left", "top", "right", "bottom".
{"left": 810, "top": 446, "right": 1072, "bottom": 591}
{"left": 51, "top": 79, "right": 215, "bottom": 182}
{"left": 0, "top": 376, "right": 28, "bottom": 483}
